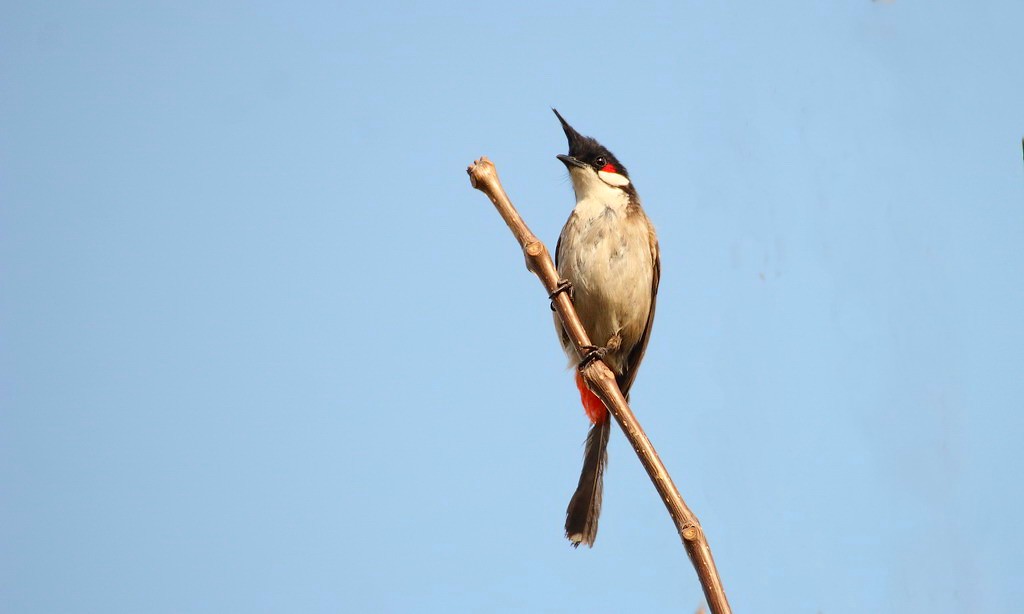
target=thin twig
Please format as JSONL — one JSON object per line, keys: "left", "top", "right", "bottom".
{"left": 467, "top": 156, "right": 731, "bottom": 614}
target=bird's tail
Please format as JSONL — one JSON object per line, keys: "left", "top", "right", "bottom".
{"left": 565, "top": 419, "right": 611, "bottom": 547}
{"left": 565, "top": 374, "right": 611, "bottom": 547}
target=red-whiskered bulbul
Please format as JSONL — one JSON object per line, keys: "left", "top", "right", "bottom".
{"left": 552, "top": 109, "right": 660, "bottom": 548}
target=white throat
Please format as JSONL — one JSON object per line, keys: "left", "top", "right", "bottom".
{"left": 568, "top": 167, "right": 630, "bottom": 208}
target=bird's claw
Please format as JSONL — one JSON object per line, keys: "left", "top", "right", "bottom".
{"left": 549, "top": 278, "right": 574, "bottom": 311}
{"left": 577, "top": 345, "right": 608, "bottom": 371}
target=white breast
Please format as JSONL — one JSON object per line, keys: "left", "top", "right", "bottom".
{"left": 556, "top": 181, "right": 654, "bottom": 373}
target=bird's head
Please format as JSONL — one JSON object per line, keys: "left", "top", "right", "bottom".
{"left": 553, "top": 108, "right": 633, "bottom": 199}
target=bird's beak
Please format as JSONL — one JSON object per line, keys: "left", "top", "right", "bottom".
{"left": 557, "top": 154, "right": 587, "bottom": 169}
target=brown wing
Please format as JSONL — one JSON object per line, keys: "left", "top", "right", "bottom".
{"left": 553, "top": 222, "right": 574, "bottom": 349}
{"left": 615, "top": 226, "right": 660, "bottom": 399}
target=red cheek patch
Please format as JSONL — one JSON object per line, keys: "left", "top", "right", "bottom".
{"left": 600, "top": 163, "right": 617, "bottom": 174}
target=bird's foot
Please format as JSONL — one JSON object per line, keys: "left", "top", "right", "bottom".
{"left": 549, "top": 278, "right": 574, "bottom": 311}
{"left": 577, "top": 345, "right": 608, "bottom": 371}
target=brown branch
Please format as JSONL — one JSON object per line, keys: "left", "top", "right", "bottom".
{"left": 467, "top": 156, "right": 732, "bottom": 614}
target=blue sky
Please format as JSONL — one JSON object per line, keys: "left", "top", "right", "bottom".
{"left": 3, "top": 2, "right": 1022, "bottom": 612}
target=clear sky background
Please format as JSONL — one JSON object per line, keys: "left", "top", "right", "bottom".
{"left": 3, "top": 2, "right": 1022, "bottom": 613}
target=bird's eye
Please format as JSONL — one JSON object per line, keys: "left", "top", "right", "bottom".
{"left": 594, "top": 156, "right": 616, "bottom": 174}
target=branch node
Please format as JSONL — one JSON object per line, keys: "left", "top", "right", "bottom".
{"left": 466, "top": 156, "right": 493, "bottom": 190}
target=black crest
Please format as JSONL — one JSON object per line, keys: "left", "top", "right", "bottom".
{"left": 552, "top": 108, "right": 629, "bottom": 178}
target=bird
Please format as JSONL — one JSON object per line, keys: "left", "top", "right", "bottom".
{"left": 552, "top": 109, "right": 660, "bottom": 547}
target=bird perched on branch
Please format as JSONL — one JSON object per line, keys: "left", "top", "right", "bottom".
{"left": 552, "top": 109, "right": 660, "bottom": 547}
